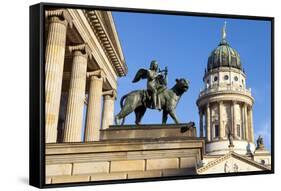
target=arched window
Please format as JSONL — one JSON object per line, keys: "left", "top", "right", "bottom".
{"left": 214, "top": 124, "right": 219, "bottom": 138}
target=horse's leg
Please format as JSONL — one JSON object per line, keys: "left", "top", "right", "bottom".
{"left": 162, "top": 110, "right": 168, "bottom": 124}
{"left": 168, "top": 110, "right": 180, "bottom": 124}
{"left": 134, "top": 106, "right": 146, "bottom": 125}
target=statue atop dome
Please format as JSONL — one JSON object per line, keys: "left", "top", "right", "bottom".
{"left": 207, "top": 21, "right": 243, "bottom": 71}
{"left": 221, "top": 21, "right": 227, "bottom": 42}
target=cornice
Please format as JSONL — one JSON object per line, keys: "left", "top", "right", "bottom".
{"left": 83, "top": 10, "right": 128, "bottom": 77}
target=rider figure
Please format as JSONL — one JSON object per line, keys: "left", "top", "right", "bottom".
{"left": 147, "top": 60, "right": 161, "bottom": 110}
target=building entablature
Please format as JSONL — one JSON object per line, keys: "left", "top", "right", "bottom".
{"left": 49, "top": 8, "right": 128, "bottom": 91}
{"left": 83, "top": 10, "right": 127, "bottom": 77}
{"left": 197, "top": 90, "right": 254, "bottom": 108}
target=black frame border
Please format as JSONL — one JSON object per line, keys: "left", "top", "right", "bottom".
{"left": 29, "top": 2, "right": 275, "bottom": 188}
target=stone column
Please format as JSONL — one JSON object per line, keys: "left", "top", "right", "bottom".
{"left": 84, "top": 70, "right": 105, "bottom": 141}
{"left": 249, "top": 107, "right": 254, "bottom": 142}
{"left": 63, "top": 44, "right": 91, "bottom": 142}
{"left": 206, "top": 103, "right": 211, "bottom": 142}
{"left": 101, "top": 90, "right": 117, "bottom": 129}
{"left": 45, "top": 10, "right": 72, "bottom": 143}
{"left": 218, "top": 101, "right": 224, "bottom": 139}
{"left": 199, "top": 109, "right": 204, "bottom": 137}
{"left": 243, "top": 104, "right": 249, "bottom": 141}
{"left": 232, "top": 101, "right": 237, "bottom": 139}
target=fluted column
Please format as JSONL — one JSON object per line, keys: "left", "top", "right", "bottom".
{"left": 243, "top": 104, "right": 249, "bottom": 141}
{"left": 45, "top": 10, "right": 72, "bottom": 143}
{"left": 63, "top": 44, "right": 91, "bottom": 142}
{"left": 101, "top": 90, "right": 117, "bottom": 129}
{"left": 84, "top": 70, "right": 105, "bottom": 141}
{"left": 199, "top": 109, "right": 204, "bottom": 137}
{"left": 232, "top": 101, "right": 237, "bottom": 139}
{"left": 206, "top": 103, "right": 211, "bottom": 142}
{"left": 218, "top": 101, "right": 223, "bottom": 139}
{"left": 249, "top": 107, "right": 254, "bottom": 142}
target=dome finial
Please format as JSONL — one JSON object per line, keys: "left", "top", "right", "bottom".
{"left": 221, "top": 21, "right": 227, "bottom": 42}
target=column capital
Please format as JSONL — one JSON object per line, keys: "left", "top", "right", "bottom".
{"left": 103, "top": 89, "right": 117, "bottom": 100}
{"left": 69, "top": 44, "right": 92, "bottom": 59}
{"left": 87, "top": 70, "right": 106, "bottom": 81}
{"left": 45, "top": 9, "right": 73, "bottom": 27}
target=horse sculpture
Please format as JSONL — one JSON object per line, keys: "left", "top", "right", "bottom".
{"left": 114, "top": 78, "right": 189, "bottom": 125}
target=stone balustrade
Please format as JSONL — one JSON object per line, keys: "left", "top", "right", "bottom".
{"left": 199, "top": 84, "right": 251, "bottom": 97}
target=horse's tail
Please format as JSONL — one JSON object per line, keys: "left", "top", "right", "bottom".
{"left": 119, "top": 93, "right": 129, "bottom": 125}
{"left": 120, "top": 93, "right": 128, "bottom": 109}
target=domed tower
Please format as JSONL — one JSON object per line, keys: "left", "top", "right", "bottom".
{"left": 197, "top": 22, "right": 255, "bottom": 155}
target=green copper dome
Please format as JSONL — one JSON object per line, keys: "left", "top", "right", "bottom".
{"left": 207, "top": 22, "right": 242, "bottom": 71}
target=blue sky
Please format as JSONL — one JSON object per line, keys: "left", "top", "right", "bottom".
{"left": 111, "top": 11, "right": 271, "bottom": 150}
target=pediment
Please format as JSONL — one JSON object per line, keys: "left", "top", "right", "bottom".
{"left": 197, "top": 151, "right": 270, "bottom": 174}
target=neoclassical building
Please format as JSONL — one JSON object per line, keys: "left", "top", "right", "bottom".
{"left": 45, "top": 9, "right": 127, "bottom": 144}
{"left": 196, "top": 23, "right": 271, "bottom": 174}
{"left": 44, "top": 8, "right": 205, "bottom": 184}
{"left": 44, "top": 9, "right": 271, "bottom": 183}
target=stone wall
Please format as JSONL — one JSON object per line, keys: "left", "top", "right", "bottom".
{"left": 46, "top": 138, "right": 204, "bottom": 184}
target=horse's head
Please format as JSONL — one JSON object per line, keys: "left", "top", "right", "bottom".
{"left": 174, "top": 78, "right": 189, "bottom": 94}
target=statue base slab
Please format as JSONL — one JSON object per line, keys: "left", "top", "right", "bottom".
{"left": 100, "top": 122, "right": 196, "bottom": 141}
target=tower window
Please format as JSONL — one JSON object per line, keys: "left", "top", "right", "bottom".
{"left": 224, "top": 75, "right": 229, "bottom": 80}
{"left": 215, "top": 124, "right": 219, "bottom": 138}
{"left": 234, "top": 76, "right": 238, "bottom": 81}
{"left": 236, "top": 124, "right": 241, "bottom": 137}
{"left": 214, "top": 76, "right": 218, "bottom": 82}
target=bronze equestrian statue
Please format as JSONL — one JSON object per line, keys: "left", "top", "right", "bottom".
{"left": 114, "top": 60, "right": 189, "bottom": 125}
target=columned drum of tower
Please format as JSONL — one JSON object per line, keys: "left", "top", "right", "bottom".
{"left": 196, "top": 23, "right": 255, "bottom": 155}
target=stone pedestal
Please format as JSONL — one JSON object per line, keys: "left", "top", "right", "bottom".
{"left": 63, "top": 44, "right": 91, "bottom": 142}
{"left": 100, "top": 123, "right": 196, "bottom": 140}
{"left": 45, "top": 10, "right": 72, "bottom": 143}
{"left": 254, "top": 147, "right": 271, "bottom": 166}
{"left": 84, "top": 70, "right": 105, "bottom": 142}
